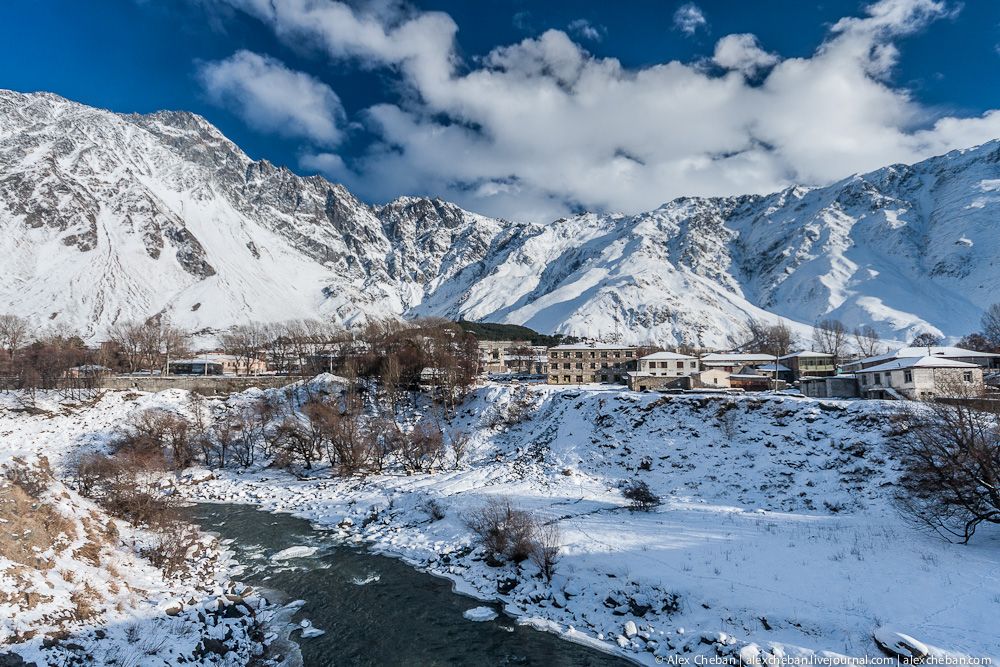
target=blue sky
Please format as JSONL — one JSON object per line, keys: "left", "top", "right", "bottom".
{"left": 2, "top": 0, "right": 999, "bottom": 220}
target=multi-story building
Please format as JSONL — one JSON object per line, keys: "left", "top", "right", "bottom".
{"left": 626, "top": 351, "right": 698, "bottom": 390}
{"left": 857, "top": 356, "right": 984, "bottom": 400}
{"left": 547, "top": 343, "right": 638, "bottom": 384}
{"left": 779, "top": 351, "right": 836, "bottom": 379}
{"left": 478, "top": 340, "right": 547, "bottom": 375}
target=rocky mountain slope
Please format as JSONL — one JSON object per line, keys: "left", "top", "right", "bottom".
{"left": 1, "top": 89, "right": 998, "bottom": 345}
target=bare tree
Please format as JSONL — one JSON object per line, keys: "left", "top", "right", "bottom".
{"left": 0, "top": 314, "right": 31, "bottom": 359}
{"left": 741, "top": 319, "right": 796, "bottom": 357}
{"left": 889, "top": 397, "right": 1000, "bottom": 543}
{"left": 220, "top": 323, "right": 268, "bottom": 375}
{"left": 853, "top": 325, "right": 881, "bottom": 357}
{"left": 813, "top": 318, "right": 848, "bottom": 364}
{"left": 107, "top": 321, "right": 146, "bottom": 373}
{"left": 983, "top": 303, "right": 1000, "bottom": 348}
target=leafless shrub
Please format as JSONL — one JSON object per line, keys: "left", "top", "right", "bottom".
{"left": 529, "top": 523, "right": 561, "bottom": 582}
{"left": 423, "top": 499, "right": 446, "bottom": 522}
{"left": 400, "top": 421, "right": 444, "bottom": 473}
{"left": 140, "top": 520, "right": 200, "bottom": 578}
{"left": 74, "top": 453, "right": 174, "bottom": 528}
{"left": 466, "top": 497, "right": 539, "bottom": 564}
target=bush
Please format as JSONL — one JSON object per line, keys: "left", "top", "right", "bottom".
{"left": 622, "top": 480, "right": 661, "bottom": 511}
{"left": 75, "top": 453, "right": 175, "bottom": 527}
{"left": 466, "top": 497, "right": 560, "bottom": 574}
{"left": 467, "top": 497, "right": 536, "bottom": 563}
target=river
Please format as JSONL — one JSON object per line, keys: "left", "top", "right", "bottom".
{"left": 182, "top": 503, "right": 633, "bottom": 666}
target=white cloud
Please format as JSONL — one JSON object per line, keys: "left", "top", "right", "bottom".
{"left": 198, "top": 50, "right": 345, "bottom": 145}
{"left": 568, "top": 19, "right": 606, "bottom": 42}
{"left": 713, "top": 34, "right": 779, "bottom": 76}
{"left": 216, "top": 0, "right": 1000, "bottom": 223}
{"left": 673, "top": 3, "right": 707, "bottom": 36}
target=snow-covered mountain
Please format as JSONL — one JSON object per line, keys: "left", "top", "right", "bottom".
{"left": 1, "top": 89, "right": 998, "bottom": 346}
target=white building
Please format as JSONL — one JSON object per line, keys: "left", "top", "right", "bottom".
{"left": 637, "top": 351, "right": 699, "bottom": 377}
{"left": 843, "top": 346, "right": 1000, "bottom": 373}
{"left": 857, "top": 356, "right": 985, "bottom": 400}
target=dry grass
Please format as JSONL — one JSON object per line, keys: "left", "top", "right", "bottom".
{"left": 0, "top": 479, "right": 78, "bottom": 567}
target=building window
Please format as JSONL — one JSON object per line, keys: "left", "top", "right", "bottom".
{"left": 690, "top": 361, "right": 697, "bottom": 368}
{"left": 576, "top": 375, "right": 584, "bottom": 383}
{"left": 873, "top": 373, "right": 881, "bottom": 385}
{"left": 904, "top": 370, "right": 912, "bottom": 383}
{"left": 964, "top": 371, "right": 973, "bottom": 382}
{"left": 575, "top": 352, "right": 583, "bottom": 358}
{"left": 861, "top": 375, "right": 868, "bottom": 386}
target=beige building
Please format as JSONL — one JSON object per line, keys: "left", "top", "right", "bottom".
{"left": 200, "top": 353, "right": 267, "bottom": 376}
{"left": 547, "top": 343, "right": 637, "bottom": 384}
{"left": 857, "top": 356, "right": 984, "bottom": 400}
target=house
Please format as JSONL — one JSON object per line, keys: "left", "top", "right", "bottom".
{"left": 699, "top": 353, "right": 775, "bottom": 373}
{"left": 626, "top": 351, "right": 699, "bottom": 390}
{"left": 65, "top": 364, "right": 112, "bottom": 379}
{"left": 856, "top": 356, "right": 984, "bottom": 400}
{"left": 842, "top": 346, "right": 1000, "bottom": 373}
{"left": 800, "top": 375, "right": 860, "bottom": 399}
{"left": 199, "top": 353, "right": 267, "bottom": 376}
{"left": 729, "top": 370, "right": 787, "bottom": 392}
{"left": 547, "top": 343, "right": 637, "bottom": 385}
{"left": 168, "top": 359, "right": 224, "bottom": 376}
{"left": 691, "top": 368, "right": 733, "bottom": 389}
{"left": 779, "top": 351, "right": 836, "bottom": 380}
{"left": 753, "top": 362, "right": 794, "bottom": 383}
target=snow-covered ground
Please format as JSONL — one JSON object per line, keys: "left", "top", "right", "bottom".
{"left": 2, "top": 381, "right": 999, "bottom": 664}
{"left": 0, "top": 393, "right": 274, "bottom": 666}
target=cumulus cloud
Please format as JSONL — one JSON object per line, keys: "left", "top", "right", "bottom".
{"left": 568, "top": 19, "right": 606, "bottom": 42}
{"left": 198, "top": 50, "right": 345, "bottom": 145}
{"left": 214, "top": 0, "right": 1000, "bottom": 222}
{"left": 673, "top": 3, "right": 707, "bottom": 36}
{"left": 713, "top": 34, "right": 779, "bottom": 76}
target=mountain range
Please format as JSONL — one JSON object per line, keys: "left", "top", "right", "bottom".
{"left": 1, "top": 88, "right": 998, "bottom": 346}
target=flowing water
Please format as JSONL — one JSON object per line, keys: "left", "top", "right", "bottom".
{"left": 182, "top": 503, "right": 632, "bottom": 667}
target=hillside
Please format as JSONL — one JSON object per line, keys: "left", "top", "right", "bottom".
{"left": 1, "top": 89, "right": 999, "bottom": 346}
{"left": 4, "top": 380, "right": 994, "bottom": 662}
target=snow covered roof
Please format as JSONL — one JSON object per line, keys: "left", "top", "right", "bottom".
{"left": 756, "top": 363, "right": 792, "bottom": 372}
{"left": 858, "top": 346, "right": 1000, "bottom": 366}
{"left": 640, "top": 351, "right": 696, "bottom": 361}
{"left": 860, "top": 356, "right": 981, "bottom": 373}
{"left": 549, "top": 343, "right": 637, "bottom": 350}
{"left": 169, "top": 358, "right": 224, "bottom": 365}
{"left": 700, "top": 353, "right": 775, "bottom": 363}
{"left": 779, "top": 350, "right": 834, "bottom": 359}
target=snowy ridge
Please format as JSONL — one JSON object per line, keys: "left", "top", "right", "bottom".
{"left": 1, "top": 89, "right": 999, "bottom": 345}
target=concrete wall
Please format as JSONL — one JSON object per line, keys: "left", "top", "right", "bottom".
{"left": 100, "top": 375, "right": 298, "bottom": 395}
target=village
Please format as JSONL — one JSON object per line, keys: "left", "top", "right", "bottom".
{"left": 3, "top": 311, "right": 1000, "bottom": 404}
